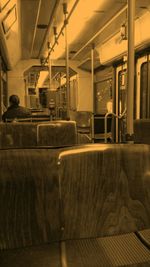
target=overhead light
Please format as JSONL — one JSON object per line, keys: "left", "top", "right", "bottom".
{"left": 37, "top": 24, "right": 48, "bottom": 29}
{"left": 70, "top": 50, "right": 77, "bottom": 54}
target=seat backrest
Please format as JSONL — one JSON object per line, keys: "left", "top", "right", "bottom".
{"left": 0, "top": 148, "right": 60, "bottom": 249}
{"left": 0, "top": 123, "right": 37, "bottom": 148}
{"left": 77, "top": 133, "right": 92, "bottom": 144}
{"left": 134, "top": 119, "right": 150, "bottom": 144}
{"left": 5, "top": 118, "right": 32, "bottom": 122}
{"left": 58, "top": 144, "right": 150, "bottom": 240}
{"left": 0, "top": 121, "right": 77, "bottom": 148}
{"left": 37, "top": 120, "right": 77, "bottom": 146}
{"left": 75, "top": 111, "right": 92, "bottom": 128}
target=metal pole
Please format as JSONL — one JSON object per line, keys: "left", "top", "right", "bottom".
{"left": 91, "top": 45, "right": 95, "bottom": 142}
{"left": 126, "top": 0, "right": 135, "bottom": 142}
{"left": 0, "top": 56, "right": 2, "bottom": 121}
{"left": 147, "top": 54, "right": 150, "bottom": 118}
{"left": 47, "top": 42, "right": 52, "bottom": 91}
{"left": 63, "top": 3, "right": 70, "bottom": 119}
{"left": 24, "top": 78, "right": 28, "bottom": 107}
{"left": 48, "top": 54, "right": 52, "bottom": 90}
{"left": 48, "top": 45, "right": 53, "bottom": 120}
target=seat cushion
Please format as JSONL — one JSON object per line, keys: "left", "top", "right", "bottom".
{"left": 64, "top": 233, "right": 150, "bottom": 266}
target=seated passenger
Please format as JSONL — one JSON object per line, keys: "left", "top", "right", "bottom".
{"left": 2, "top": 95, "right": 31, "bottom": 122}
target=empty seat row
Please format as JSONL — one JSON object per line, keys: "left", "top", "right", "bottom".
{"left": 0, "top": 144, "right": 150, "bottom": 266}
{"left": 0, "top": 121, "right": 91, "bottom": 148}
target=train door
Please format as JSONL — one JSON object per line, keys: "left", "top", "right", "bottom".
{"left": 115, "top": 63, "right": 127, "bottom": 143}
{"left": 0, "top": 54, "right": 7, "bottom": 119}
{"left": 56, "top": 85, "right": 67, "bottom": 119}
{"left": 94, "top": 66, "right": 114, "bottom": 142}
{"left": 136, "top": 54, "right": 150, "bottom": 119}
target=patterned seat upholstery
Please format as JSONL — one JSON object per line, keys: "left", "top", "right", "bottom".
{"left": 56, "top": 144, "right": 150, "bottom": 266}
{"left": 134, "top": 119, "right": 150, "bottom": 144}
{"left": 0, "top": 148, "right": 60, "bottom": 249}
{"left": 0, "top": 121, "right": 77, "bottom": 148}
{"left": 58, "top": 144, "right": 150, "bottom": 240}
{"left": 0, "top": 144, "right": 150, "bottom": 266}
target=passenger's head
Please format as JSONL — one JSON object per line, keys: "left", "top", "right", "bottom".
{"left": 9, "top": 95, "right": 20, "bottom": 106}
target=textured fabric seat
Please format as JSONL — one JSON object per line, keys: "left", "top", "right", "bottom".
{"left": 77, "top": 132, "right": 92, "bottom": 144}
{"left": 0, "top": 123, "right": 37, "bottom": 148}
{"left": 0, "top": 243, "right": 61, "bottom": 267}
{"left": 57, "top": 144, "right": 150, "bottom": 266}
{"left": 75, "top": 111, "right": 92, "bottom": 134}
{"left": 0, "top": 148, "right": 61, "bottom": 249}
{"left": 63, "top": 233, "right": 150, "bottom": 266}
{"left": 1, "top": 144, "right": 150, "bottom": 266}
{"left": 0, "top": 121, "right": 77, "bottom": 148}
{"left": 134, "top": 119, "right": 150, "bottom": 144}
{"left": 37, "top": 121, "right": 77, "bottom": 146}
{"left": 58, "top": 144, "right": 150, "bottom": 240}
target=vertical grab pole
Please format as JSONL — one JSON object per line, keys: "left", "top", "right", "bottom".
{"left": 0, "top": 56, "right": 2, "bottom": 121}
{"left": 48, "top": 46, "right": 52, "bottom": 91}
{"left": 126, "top": 0, "right": 135, "bottom": 142}
{"left": 104, "top": 114, "right": 108, "bottom": 144}
{"left": 63, "top": 3, "right": 70, "bottom": 119}
{"left": 48, "top": 44, "right": 52, "bottom": 120}
{"left": 91, "top": 44, "right": 95, "bottom": 142}
{"left": 147, "top": 54, "right": 150, "bottom": 118}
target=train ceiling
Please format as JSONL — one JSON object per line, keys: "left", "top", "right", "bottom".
{"left": 21, "top": 0, "right": 150, "bottom": 64}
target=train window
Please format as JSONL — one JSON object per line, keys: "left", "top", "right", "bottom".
{"left": 24, "top": 66, "right": 48, "bottom": 110}
{"left": 118, "top": 69, "right": 127, "bottom": 142}
{"left": 0, "top": 54, "right": 8, "bottom": 114}
{"left": 69, "top": 77, "right": 77, "bottom": 111}
{"left": 39, "top": 88, "right": 48, "bottom": 108}
{"left": 140, "top": 62, "right": 150, "bottom": 118}
{"left": 118, "top": 70, "right": 127, "bottom": 115}
{"left": 95, "top": 78, "right": 112, "bottom": 114}
{"left": 2, "top": 78, "right": 7, "bottom": 109}
{"left": 28, "top": 88, "right": 36, "bottom": 95}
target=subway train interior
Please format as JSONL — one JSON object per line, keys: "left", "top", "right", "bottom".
{"left": 1, "top": 0, "right": 150, "bottom": 266}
